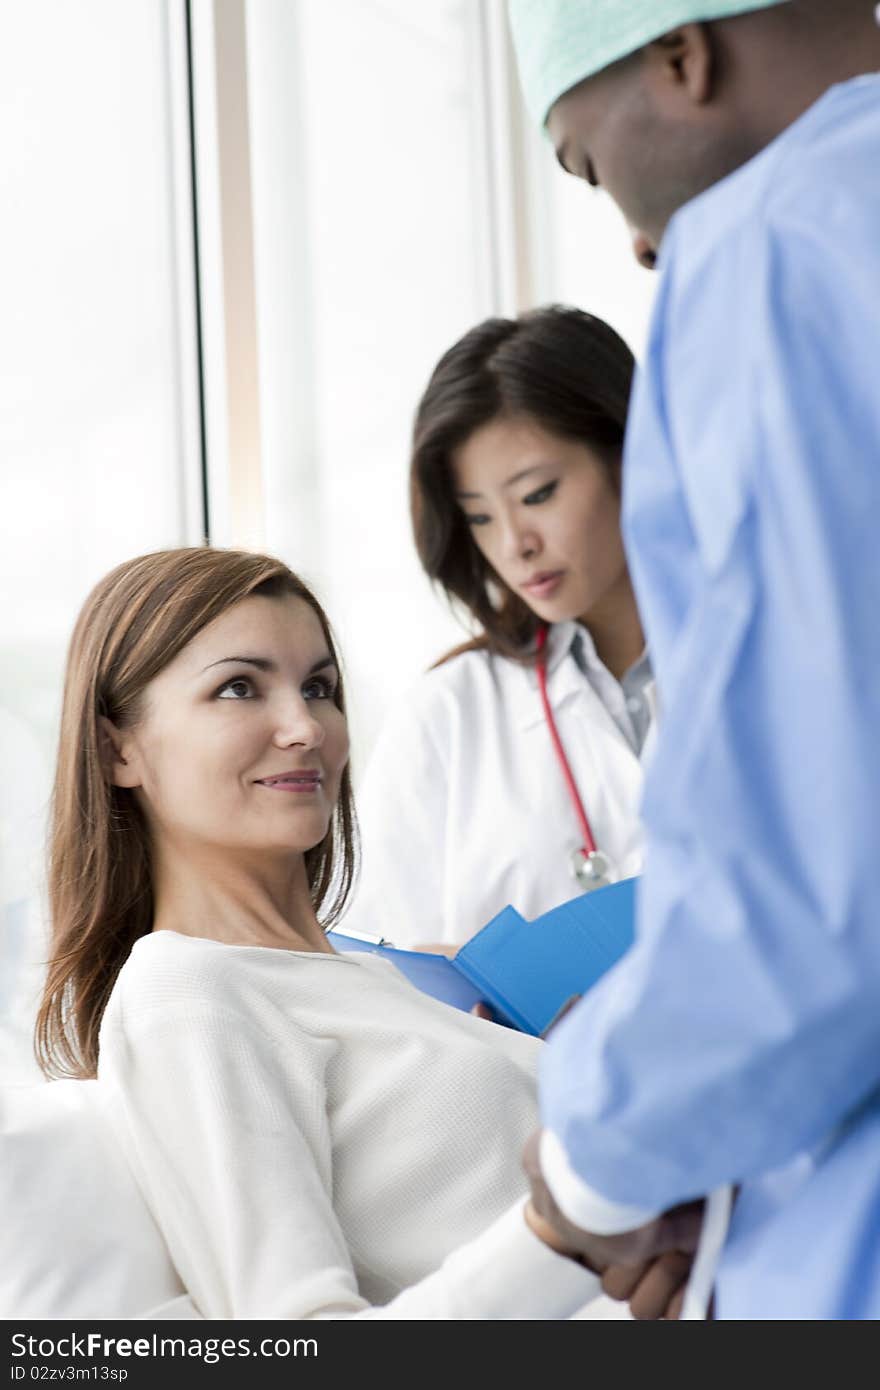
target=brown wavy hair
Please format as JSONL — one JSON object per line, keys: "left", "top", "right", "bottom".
{"left": 411, "top": 305, "right": 635, "bottom": 662}
{"left": 35, "top": 547, "right": 358, "bottom": 1079}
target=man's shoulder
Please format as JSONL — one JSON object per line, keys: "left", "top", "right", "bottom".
{"left": 666, "top": 76, "right": 880, "bottom": 274}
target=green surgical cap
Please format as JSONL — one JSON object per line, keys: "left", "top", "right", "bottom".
{"left": 508, "top": 0, "right": 790, "bottom": 127}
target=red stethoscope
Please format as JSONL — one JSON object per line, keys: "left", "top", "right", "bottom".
{"left": 535, "top": 624, "right": 613, "bottom": 893}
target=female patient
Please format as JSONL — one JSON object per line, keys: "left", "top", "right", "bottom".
{"left": 35, "top": 546, "right": 612, "bottom": 1321}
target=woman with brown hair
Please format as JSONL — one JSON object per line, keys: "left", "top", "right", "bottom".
{"left": 34, "top": 545, "right": 613, "bottom": 1320}
{"left": 346, "top": 305, "right": 653, "bottom": 950}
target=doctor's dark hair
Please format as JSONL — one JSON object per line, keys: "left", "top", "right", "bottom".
{"left": 410, "top": 305, "right": 634, "bottom": 661}
{"left": 35, "top": 547, "right": 358, "bottom": 1080}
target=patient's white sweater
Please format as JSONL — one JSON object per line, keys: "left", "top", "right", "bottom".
{"left": 98, "top": 931, "right": 600, "bottom": 1320}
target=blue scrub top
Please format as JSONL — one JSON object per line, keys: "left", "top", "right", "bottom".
{"left": 540, "top": 76, "right": 880, "bottom": 1318}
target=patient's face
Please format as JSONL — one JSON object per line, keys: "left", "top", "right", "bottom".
{"left": 111, "top": 594, "right": 349, "bottom": 860}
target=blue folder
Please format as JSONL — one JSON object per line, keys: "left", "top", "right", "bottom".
{"left": 328, "top": 876, "right": 637, "bottom": 1037}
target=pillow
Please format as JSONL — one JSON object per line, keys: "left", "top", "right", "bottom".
{"left": 0, "top": 1079, "right": 190, "bottom": 1318}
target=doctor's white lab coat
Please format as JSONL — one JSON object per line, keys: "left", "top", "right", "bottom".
{"left": 345, "top": 621, "right": 655, "bottom": 948}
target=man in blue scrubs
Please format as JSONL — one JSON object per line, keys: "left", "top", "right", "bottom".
{"left": 508, "top": 0, "right": 880, "bottom": 1317}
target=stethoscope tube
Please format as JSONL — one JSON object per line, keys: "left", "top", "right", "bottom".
{"left": 535, "top": 625, "right": 597, "bottom": 854}
{"left": 535, "top": 624, "right": 612, "bottom": 892}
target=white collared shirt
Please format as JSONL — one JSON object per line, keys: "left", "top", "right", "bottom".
{"left": 344, "top": 622, "right": 655, "bottom": 948}
{"left": 571, "top": 628, "right": 654, "bottom": 756}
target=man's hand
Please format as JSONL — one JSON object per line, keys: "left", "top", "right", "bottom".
{"left": 522, "top": 1130, "right": 704, "bottom": 1319}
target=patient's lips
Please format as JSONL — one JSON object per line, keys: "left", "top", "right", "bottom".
{"left": 255, "top": 770, "right": 322, "bottom": 792}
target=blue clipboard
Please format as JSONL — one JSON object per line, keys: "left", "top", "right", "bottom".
{"left": 329, "top": 876, "right": 637, "bottom": 1036}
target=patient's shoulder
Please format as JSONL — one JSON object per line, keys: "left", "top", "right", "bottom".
{"left": 101, "top": 933, "right": 337, "bottom": 1089}
{"left": 106, "top": 931, "right": 297, "bottom": 1036}
{"left": 112, "top": 930, "right": 232, "bottom": 1007}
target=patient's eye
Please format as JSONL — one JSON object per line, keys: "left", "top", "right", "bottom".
{"left": 302, "top": 675, "right": 337, "bottom": 701}
{"left": 215, "top": 677, "right": 257, "bottom": 700}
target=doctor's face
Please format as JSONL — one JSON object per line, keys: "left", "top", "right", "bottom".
{"left": 106, "top": 594, "right": 349, "bottom": 861}
{"left": 451, "top": 414, "right": 629, "bottom": 628}
{"left": 546, "top": 32, "right": 760, "bottom": 258}
{"left": 548, "top": 62, "right": 672, "bottom": 254}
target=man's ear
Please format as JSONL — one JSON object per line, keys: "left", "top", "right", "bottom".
{"left": 648, "top": 23, "right": 714, "bottom": 106}
{"left": 98, "top": 715, "right": 142, "bottom": 789}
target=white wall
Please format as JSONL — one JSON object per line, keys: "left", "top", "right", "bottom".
{"left": 252, "top": 0, "right": 497, "bottom": 771}
{"left": 0, "top": 0, "right": 201, "bottom": 1078}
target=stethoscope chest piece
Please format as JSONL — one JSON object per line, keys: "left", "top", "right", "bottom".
{"left": 570, "top": 848, "right": 612, "bottom": 893}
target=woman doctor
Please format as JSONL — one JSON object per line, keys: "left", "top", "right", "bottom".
{"left": 346, "top": 305, "right": 654, "bottom": 949}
